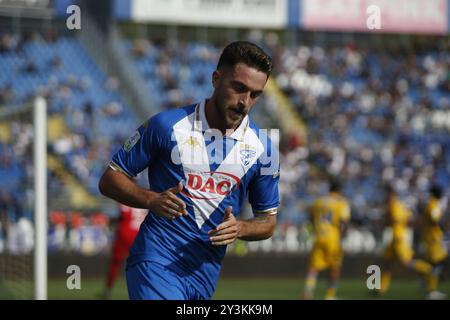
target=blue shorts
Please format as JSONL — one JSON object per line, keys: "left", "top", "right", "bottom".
{"left": 125, "top": 261, "right": 207, "bottom": 300}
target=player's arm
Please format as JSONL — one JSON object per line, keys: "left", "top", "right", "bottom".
{"left": 306, "top": 204, "right": 314, "bottom": 225}
{"left": 340, "top": 219, "right": 350, "bottom": 239}
{"left": 99, "top": 167, "right": 154, "bottom": 209}
{"left": 339, "top": 201, "right": 351, "bottom": 239}
{"left": 208, "top": 207, "right": 276, "bottom": 245}
{"left": 209, "top": 141, "right": 280, "bottom": 245}
{"left": 101, "top": 116, "right": 188, "bottom": 220}
{"left": 99, "top": 167, "right": 188, "bottom": 219}
{"left": 383, "top": 205, "right": 392, "bottom": 228}
{"left": 438, "top": 208, "right": 447, "bottom": 230}
{"left": 237, "top": 142, "right": 279, "bottom": 242}
{"left": 340, "top": 219, "right": 351, "bottom": 245}
{"left": 438, "top": 209, "right": 448, "bottom": 230}
{"left": 237, "top": 214, "right": 276, "bottom": 241}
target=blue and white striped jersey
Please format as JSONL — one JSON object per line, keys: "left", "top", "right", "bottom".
{"left": 110, "top": 100, "right": 280, "bottom": 298}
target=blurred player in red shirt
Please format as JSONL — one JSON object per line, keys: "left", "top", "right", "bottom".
{"left": 101, "top": 204, "right": 147, "bottom": 299}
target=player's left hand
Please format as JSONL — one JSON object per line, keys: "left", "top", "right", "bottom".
{"left": 208, "top": 206, "right": 241, "bottom": 246}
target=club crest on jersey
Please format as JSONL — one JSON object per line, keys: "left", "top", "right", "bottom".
{"left": 124, "top": 131, "right": 141, "bottom": 152}
{"left": 239, "top": 144, "right": 256, "bottom": 167}
{"left": 182, "top": 171, "right": 241, "bottom": 200}
{"left": 182, "top": 136, "right": 201, "bottom": 148}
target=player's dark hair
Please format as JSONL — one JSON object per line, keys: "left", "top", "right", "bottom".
{"left": 384, "top": 184, "right": 397, "bottom": 197}
{"left": 430, "top": 185, "right": 443, "bottom": 199}
{"left": 217, "top": 41, "right": 272, "bottom": 77}
{"left": 329, "top": 179, "right": 341, "bottom": 193}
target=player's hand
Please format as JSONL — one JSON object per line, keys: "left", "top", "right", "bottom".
{"left": 148, "top": 181, "right": 189, "bottom": 220}
{"left": 208, "top": 206, "right": 241, "bottom": 246}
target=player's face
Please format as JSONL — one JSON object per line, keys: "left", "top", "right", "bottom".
{"left": 212, "top": 63, "right": 268, "bottom": 130}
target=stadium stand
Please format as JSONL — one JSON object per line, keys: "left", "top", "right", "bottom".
{"left": 0, "top": 25, "right": 450, "bottom": 260}
{"left": 1, "top": 33, "right": 449, "bottom": 255}
{"left": 121, "top": 37, "right": 450, "bottom": 255}
{"left": 0, "top": 31, "right": 139, "bottom": 209}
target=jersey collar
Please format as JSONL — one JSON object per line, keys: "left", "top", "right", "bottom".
{"left": 194, "top": 99, "right": 249, "bottom": 142}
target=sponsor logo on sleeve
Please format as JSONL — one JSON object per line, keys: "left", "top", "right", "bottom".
{"left": 124, "top": 131, "right": 141, "bottom": 152}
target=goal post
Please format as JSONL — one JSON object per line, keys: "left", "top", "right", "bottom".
{"left": 0, "top": 96, "right": 47, "bottom": 300}
{"left": 34, "top": 96, "right": 47, "bottom": 300}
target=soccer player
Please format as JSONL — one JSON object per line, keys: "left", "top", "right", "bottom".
{"left": 100, "top": 203, "right": 147, "bottom": 299}
{"left": 420, "top": 185, "right": 448, "bottom": 299}
{"left": 379, "top": 185, "right": 444, "bottom": 299}
{"left": 98, "top": 41, "right": 280, "bottom": 300}
{"left": 303, "top": 179, "right": 350, "bottom": 300}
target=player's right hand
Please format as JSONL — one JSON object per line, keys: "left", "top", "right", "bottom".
{"left": 148, "top": 181, "right": 189, "bottom": 220}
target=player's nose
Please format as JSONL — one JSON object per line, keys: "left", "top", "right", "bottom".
{"left": 238, "top": 92, "right": 251, "bottom": 108}
{"left": 237, "top": 99, "right": 250, "bottom": 113}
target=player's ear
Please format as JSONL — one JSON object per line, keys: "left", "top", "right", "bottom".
{"left": 212, "top": 70, "right": 221, "bottom": 89}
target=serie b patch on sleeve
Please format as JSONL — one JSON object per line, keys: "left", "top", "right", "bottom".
{"left": 124, "top": 130, "right": 141, "bottom": 152}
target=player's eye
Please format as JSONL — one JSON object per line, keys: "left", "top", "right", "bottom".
{"left": 250, "top": 91, "right": 262, "bottom": 99}
{"left": 232, "top": 82, "right": 247, "bottom": 93}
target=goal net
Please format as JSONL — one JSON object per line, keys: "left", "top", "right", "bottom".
{"left": 0, "top": 97, "right": 47, "bottom": 300}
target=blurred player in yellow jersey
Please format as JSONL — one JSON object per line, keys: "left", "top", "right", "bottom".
{"left": 303, "top": 180, "right": 350, "bottom": 300}
{"left": 420, "top": 185, "right": 448, "bottom": 297}
{"left": 379, "top": 186, "right": 446, "bottom": 299}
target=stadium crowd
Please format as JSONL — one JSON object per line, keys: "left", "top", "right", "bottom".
{"left": 0, "top": 31, "right": 138, "bottom": 255}
{"left": 124, "top": 36, "right": 449, "bottom": 241}
{"left": 273, "top": 40, "right": 449, "bottom": 230}
{"left": 1, "top": 31, "right": 449, "bottom": 256}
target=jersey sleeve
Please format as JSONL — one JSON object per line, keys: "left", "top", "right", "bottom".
{"left": 428, "top": 202, "right": 443, "bottom": 223}
{"left": 339, "top": 200, "right": 351, "bottom": 222}
{"left": 110, "top": 116, "right": 164, "bottom": 178}
{"left": 248, "top": 143, "right": 280, "bottom": 216}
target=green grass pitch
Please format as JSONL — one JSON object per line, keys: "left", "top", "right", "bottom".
{"left": 2, "top": 277, "right": 449, "bottom": 299}
{"left": 36, "top": 277, "right": 450, "bottom": 300}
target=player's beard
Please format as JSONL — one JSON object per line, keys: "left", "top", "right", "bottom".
{"left": 216, "top": 99, "right": 245, "bottom": 130}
